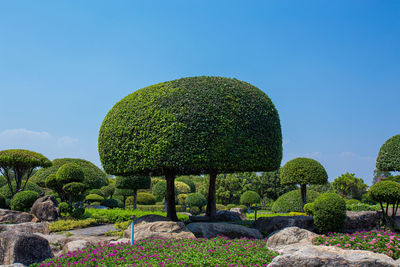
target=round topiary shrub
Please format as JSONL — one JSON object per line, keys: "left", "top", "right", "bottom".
{"left": 0, "top": 181, "right": 43, "bottom": 200}
{"left": 136, "top": 193, "right": 156, "bottom": 205}
{"left": 346, "top": 199, "right": 361, "bottom": 205}
{"left": 240, "top": 191, "right": 261, "bottom": 208}
{"left": 152, "top": 181, "right": 179, "bottom": 202}
{"left": 10, "top": 190, "right": 40, "bottom": 212}
{"left": 186, "top": 193, "right": 207, "bottom": 209}
{"left": 101, "top": 198, "right": 120, "bottom": 209}
{"left": 313, "top": 193, "right": 346, "bottom": 233}
{"left": 304, "top": 202, "right": 314, "bottom": 216}
{"left": 175, "top": 177, "right": 196, "bottom": 193}
{"left": 177, "top": 194, "right": 187, "bottom": 205}
{"left": 376, "top": 134, "right": 400, "bottom": 172}
{"left": 56, "top": 163, "right": 85, "bottom": 184}
{"left": 85, "top": 193, "right": 104, "bottom": 204}
{"left": 175, "top": 181, "right": 191, "bottom": 195}
{"left": 272, "top": 189, "right": 320, "bottom": 213}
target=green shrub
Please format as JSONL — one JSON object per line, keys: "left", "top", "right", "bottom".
{"left": 152, "top": 180, "right": 178, "bottom": 202}
{"left": 0, "top": 181, "right": 43, "bottom": 200}
{"left": 177, "top": 194, "right": 187, "bottom": 205}
{"left": 361, "top": 193, "right": 377, "bottom": 205}
{"left": 0, "top": 193, "right": 7, "bottom": 208}
{"left": 101, "top": 198, "right": 120, "bottom": 208}
{"left": 0, "top": 176, "right": 7, "bottom": 187}
{"left": 59, "top": 202, "right": 72, "bottom": 215}
{"left": 71, "top": 207, "right": 85, "bottom": 219}
{"left": 175, "top": 177, "right": 196, "bottom": 193}
{"left": 136, "top": 193, "right": 156, "bottom": 205}
{"left": 175, "top": 181, "right": 191, "bottom": 195}
{"left": 346, "top": 199, "right": 361, "bottom": 205}
{"left": 56, "top": 163, "right": 85, "bottom": 184}
{"left": 85, "top": 194, "right": 105, "bottom": 203}
{"left": 313, "top": 193, "right": 346, "bottom": 233}
{"left": 346, "top": 203, "right": 380, "bottom": 211}
{"left": 88, "top": 189, "right": 104, "bottom": 197}
{"left": 368, "top": 180, "right": 400, "bottom": 220}
{"left": 376, "top": 134, "right": 400, "bottom": 172}
{"left": 10, "top": 190, "right": 40, "bottom": 212}
{"left": 216, "top": 204, "right": 227, "bottom": 211}
{"left": 226, "top": 204, "right": 236, "bottom": 210}
{"left": 304, "top": 202, "right": 314, "bottom": 216}
{"left": 240, "top": 191, "right": 261, "bottom": 207}
{"left": 272, "top": 189, "right": 320, "bottom": 213}
{"left": 49, "top": 218, "right": 98, "bottom": 232}
{"left": 186, "top": 193, "right": 207, "bottom": 209}
{"left": 100, "top": 184, "right": 115, "bottom": 199}
{"left": 189, "top": 206, "right": 200, "bottom": 215}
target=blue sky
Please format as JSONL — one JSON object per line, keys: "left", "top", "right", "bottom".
{"left": 0, "top": 1, "right": 399, "bottom": 185}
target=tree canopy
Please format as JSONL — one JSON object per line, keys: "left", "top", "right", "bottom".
{"left": 376, "top": 134, "right": 400, "bottom": 172}
{"left": 332, "top": 172, "right": 368, "bottom": 200}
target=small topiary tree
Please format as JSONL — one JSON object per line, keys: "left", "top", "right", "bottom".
{"left": 136, "top": 192, "right": 156, "bottom": 205}
{"left": 313, "top": 193, "right": 346, "bottom": 233}
{"left": 376, "top": 135, "right": 400, "bottom": 173}
{"left": 10, "top": 190, "right": 40, "bottom": 212}
{"left": 280, "top": 158, "right": 328, "bottom": 211}
{"left": 0, "top": 149, "right": 51, "bottom": 198}
{"left": 303, "top": 202, "right": 314, "bottom": 216}
{"left": 186, "top": 193, "right": 207, "bottom": 211}
{"left": 85, "top": 193, "right": 104, "bottom": 205}
{"left": 115, "top": 175, "right": 151, "bottom": 210}
{"left": 100, "top": 184, "right": 115, "bottom": 199}
{"left": 368, "top": 180, "right": 400, "bottom": 228}
{"left": 272, "top": 189, "right": 320, "bottom": 213}
{"left": 88, "top": 189, "right": 104, "bottom": 197}
{"left": 101, "top": 198, "right": 121, "bottom": 209}
{"left": 114, "top": 188, "right": 134, "bottom": 209}
{"left": 240, "top": 191, "right": 261, "bottom": 212}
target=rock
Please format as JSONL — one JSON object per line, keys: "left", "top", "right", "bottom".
{"left": 229, "top": 208, "right": 247, "bottom": 220}
{"left": 344, "top": 211, "right": 380, "bottom": 233}
{"left": 268, "top": 243, "right": 397, "bottom": 267}
{"left": 251, "top": 216, "right": 314, "bottom": 235}
{"left": 0, "top": 222, "right": 49, "bottom": 235}
{"left": 187, "top": 222, "right": 263, "bottom": 239}
{"left": 30, "top": 196, "right": 58, "bottom": 222}
{"left": 134, "top": 214, "right": 172, "bottom": 226}
{"left": 123, "top": 221, "right": 195, "bottom": 241}
{"left": 63, "top": 240, "right": 91, "bottom": 253}
{"left": 266, "top": 227, "right": 317, "bottom": 249}
{"left": 216, "top": 210, "right": 243, "bottom": 221}
{"left": 0, "top": 230, "right": 53, "bottom": 266}
{"left": 0, "top": 263, "right": 27, "bottom": 267}
{"left": 109, "top": 238, "right": 130, "bottom": 245}
{"left": 0, "top": 209, "right": 34, "bottom": 224}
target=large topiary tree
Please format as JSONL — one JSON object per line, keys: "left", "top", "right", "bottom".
{"left": 280, "top": 158, "right": 328, "bottom": 211}
{"left": 115, "top": 175, "right": 150, "bottom": 210}
{"left": 369, "top": 180, "right": 400, "bottom": 227}
{"left": 98, "top": 76, "right": 282, "bottom": 220}
{"left": 376, "top": 134, "right": 400, "bottom": 173}
{"left": 31, "top": 158, "right": 109, "bottom": 189}
{"left": 0, "top": 149, "right": 51, "bottom": 198}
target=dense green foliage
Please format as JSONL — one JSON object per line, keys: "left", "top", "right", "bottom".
{"left": 369, "top": 180, "right": 400, "bottom": 219}
{"left": 100, "top": 184, "right": 115, "bottom": 199}
{"left": 151, "top": 180, "right": 180, "bottom": 202}
{"left": 280, "top": 158, "right": 328, "bottom": 186}
{"left": 10, "top": 190, "right": 39, "bottom": 211}
{"left": 85, "top": 193, "right": 105, "bottom": 203}
{"left": 257, "top": 170, "right": 297, "bottom": 201}
{"left": 272, "top": 189, "right": 320, "bottom": 213}
{"left": 101, "top": 198, "right": 121, "bottom": 209}
{"left": 186, "top": 193, "right": 207, "bottom": 209}
{"left": 175, "top": 176, "right": 196, "bottom": 193}
{"left": 332, "top": 173, "right": 368, "bottom": 200}
{"left": 376, "top": 134, "right": 400, "bottom": 172}
{"left": 31, "top": 158, "right": 109, "bottom": 189}
{"left": 56, "top": 163, "right": 85, "bottom": 184}
{"left": 304, "top": 202, "right": 314, "bottom": 215}
{"left": 134, "top": 193, "right": 156, "bottom": 205}
{"left": 0, "top": 176, "right": 7, "bottom": 187}
{"left": 308, "top": 183, "right": 334, "bottom": 194}
{"left": 346, "top": 199, "right": 361, "bottom": 205}
{"left": 115, "top": 175, "right": 151, "bottom": 190}
{"left": 0, "top": 149, "right": 51, "bottom": 198}
{"left": 0, "top": 181, "right": 43, "bottom": 200}
{"left": 99, "top": 76, "right": 282, "bottom": 176}
{"left": 240, "top": 190, "right": 261, "bottom": 207}
{"left": 313, "top": 193, "right": 346, "bottom": 233}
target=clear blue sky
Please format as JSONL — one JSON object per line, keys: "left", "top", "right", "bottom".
{"left": 0, "top": 1, "right": 399, "bottom": 185}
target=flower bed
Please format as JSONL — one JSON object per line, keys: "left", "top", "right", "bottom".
{"left": 33, "top": 237, "right": 278, "bottom": 266}
{"left": 313, "top": 230, "right": 400, "bottom": 260}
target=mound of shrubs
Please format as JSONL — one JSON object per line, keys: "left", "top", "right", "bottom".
{"left": 272, "top": 189, "right": 320, "bottom": 213}
{"left": 10, "top": 190, "right": 40, "bottom": 212}
{"left": 137, "top": 193, "right": 156, "bottom": 205}
{"left": 313, "top": 193, "right": 346, "bottom": 233}
{"left": 186, "top": 193, "right": 207, "bottom": 210}
{"left": 240, "top": 191, "right": 261, "bottom": 209}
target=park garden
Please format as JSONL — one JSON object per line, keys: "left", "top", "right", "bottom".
{"left": 0, "top": 76, "right": 399, "bottom": 266}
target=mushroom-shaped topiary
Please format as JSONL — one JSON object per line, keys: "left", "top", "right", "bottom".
{"left": 85, "top": 193, "right": 105, "bottom": 205}
{"left": 240, "top": 191, "right": 261, "bottom": 210}
{"left": 98, "top": 76, "right": 282, "bottom": 220}
{"left": 376, "top": 135, "right": 400, "bottom": 172}
{"left": 369, "top": 180, "right": 400, "bottom": 226}
{"left": 0, "top": 149, "right": 51, "bottom": 198}
{"left": 115, "top": 175, "right": 151, "bottom": 210}
{"left": 280, "top": 158, "right": 328, "bottom": 211}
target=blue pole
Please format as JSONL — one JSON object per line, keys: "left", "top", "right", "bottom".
{"left": 131, "top": 221, "right": 134, "bottom": 245}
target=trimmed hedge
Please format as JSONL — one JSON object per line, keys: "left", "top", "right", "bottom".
{"left": 136, "top": 193, "right": 156, "bottom": 205}
{"left": 85, "top": 194, "right": 105, "bottom": 203}
{"left": 186, "top": 193, "right": 207, "bottom": 209}
{"left": 31, "top": 158, "right": 109, "bottom": 189}
{"left": 10, "top": 190, "right": 40, "bottom": 212}
{"left": 313, "top": 193, "right": 346, "bottom": 233}
{"left": 272, "top": 189, "right": 320, "bottom": 213}
{"left": 116, "top": 175, "right": 151, "bottom": 191}
{"left": 240, "top": 191, "right": 261, "bottom": 207}
{"left": 98, "top": 76, "right": 282, "bottom": 176}
{"left": 376, "top": 134, "right": 400, "bottom": 172}
{"left": 280, "top": 158, "right": 328, "bottom": 186}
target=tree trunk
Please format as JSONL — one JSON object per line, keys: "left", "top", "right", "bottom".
{"left": 206, "top": 171, "right": 217, "bottom": 221}
{"left": 133, "top": 189, "right": 137, "bottom": 210}
{"left": 164, "top": 169, "right": 178, "bottom": 221}
{"left": 301, "top": 184, "right": 307, "bottom": 212}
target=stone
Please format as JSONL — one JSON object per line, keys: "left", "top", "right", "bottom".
{"left": 215, "top": 210, "right": 243, "bottom": 221}
{"left": 0, "top": 222, "right": 49, "bottom": 235}
{"left": 30, "top": 196, "right": 58, "bottom": 222}
{"left": 123, "top": 221, "right": 195, "bottom": 241}
{"left": 251, "top": 216, "right": 314, "bottom": 235}
{"left": 0, "top": 231, "right": 53, "bottom": 266}
{"left": 344, "top": 211, "right": 380, "bottom": 233}
{"left": 133, "top": 214, "right": 172, "bottom": 226}
{"left": 0, "top": 209, "right": 34, "bottom": 224}
{"left": 63, "top": 240, "right": 91, "bottom": 253}
{"left": 229, "top": 208, "right": 247, "bottom": 220}
{"left": 84, "top": 205, "right": 108, "bottom": 209}
{"left": 109, "top": 238, "right": 130, "bottom": 245}
{"left": 187, "top": 222, "right": 263, "bottom": 239}
{"left": 266, "top": 227, "right": 317, "bottom": 249}
{"left": 0, "top": 264, "right": 27, "bottom": 267}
